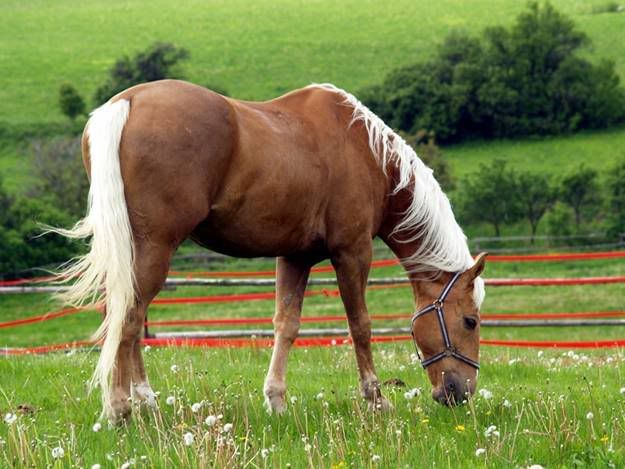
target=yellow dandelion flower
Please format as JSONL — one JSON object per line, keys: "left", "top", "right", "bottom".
{"left": 455, "top": 424, "right": 465, "bottom": 432}
{"left": 601, "top": 435, "right": 609, "bottom": 443}
{"left": 421, "top": 418, "right": 430, "bottom": 424}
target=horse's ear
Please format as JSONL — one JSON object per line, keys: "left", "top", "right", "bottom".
{"left": 466, "top": 252, "right": 488, "bottom": 280}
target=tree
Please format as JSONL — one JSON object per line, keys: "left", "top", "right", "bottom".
{"left": 29, "top": 137, "right": 88, "bottom": 218}
{"left": 560, "top": 165, "right": 601, "bottom": 229}
{"left": 360, "top": 2, "right": 625, "bottom": 143}
{"left": 58, "top": 83, "right": 85, "bottom": 120}
{"left": 402, "top": 130, "right": 455, "bottom": 190}
{"left": 516, "top": 172, "right": 557, "bottom": 242}
{"left": 94, "top": 42, "right": 189, "bottom": 104}
{"left": 605, "top": 158, "right": 625, "bottom": 238}
{"left": 458, "top": 160, "right": 522, "bottom": 236}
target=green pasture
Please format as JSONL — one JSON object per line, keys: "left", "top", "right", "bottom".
{"left": 2, "top": 0, "right": 625, "bottom": 191}
{"left": 1, "top": 0, "right": 625, "bottom": 125}
{"left": 2, "top": 255, "right": 625, "bottom": 466}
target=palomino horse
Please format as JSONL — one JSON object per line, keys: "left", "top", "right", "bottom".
{"left": 54, "top": 80, "right": 486, "bottom": 422}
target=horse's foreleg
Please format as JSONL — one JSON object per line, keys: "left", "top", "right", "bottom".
{"left": 264, "top": 256, "right": 311, "bottom": 414}
{"left": 332, "top": 241, "right": 391, "bottom": 411}
{"left": 108, "top": 242, "right": 172, "bottom": 422}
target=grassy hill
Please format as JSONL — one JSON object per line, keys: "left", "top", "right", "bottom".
{"left": 1, "top": 0, "right": 624, "bottom": 192}
{"left": 1, "top": 0, "right": 624, "bottom": 125}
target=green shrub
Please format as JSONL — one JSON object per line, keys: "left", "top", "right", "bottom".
{"left": 94, "top": 42, "right": 189, "bottom": 104}
{"left": 58, "top": 83, "right": 86, "bottom": 121}
{"left": 361, "top": 2, "right": 625, "bottom": 143}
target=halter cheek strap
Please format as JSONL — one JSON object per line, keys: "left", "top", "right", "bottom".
{"left": 410, "top": 272, "right": 480, "bottom": 370}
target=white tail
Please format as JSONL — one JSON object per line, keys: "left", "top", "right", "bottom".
{"left": 48, "top": 99, "right": 134, "bottom": 415}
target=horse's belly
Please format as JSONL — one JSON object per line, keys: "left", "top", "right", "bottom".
{"left": 190, "top": 190, "right": 327, "bottom": 258}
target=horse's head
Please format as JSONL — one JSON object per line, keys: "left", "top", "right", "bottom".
{"left": 411, "top": 253, "right": 487, "bottom": 406}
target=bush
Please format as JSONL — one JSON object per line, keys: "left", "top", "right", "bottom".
{"left": 29, "top": 137, "right": 88, "bottom": 218}
{"left": 0, "top": 178, "right": 77, "bottom": 277}
{"left": 58, "top": 84, "right": 86, "bottom": 121}
{"left": 94, "top": 42, "right": 189, "bottom": 104}
{"left": 362, "top": 2, "right": 625, "bottom": 143}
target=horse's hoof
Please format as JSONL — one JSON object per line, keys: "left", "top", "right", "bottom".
{"left": 264, "top": 383, "right": 288, "bottom": 415}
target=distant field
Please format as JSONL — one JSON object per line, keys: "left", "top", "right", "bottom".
{"left": 1, "top": 0, "right": 624, "bottom": 125}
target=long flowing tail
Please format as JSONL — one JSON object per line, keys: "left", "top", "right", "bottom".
{"left": 48, "top": 99, "right": 134, "bottom": 414}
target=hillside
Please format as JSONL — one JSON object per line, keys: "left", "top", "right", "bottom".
{"left": 1, "top": 0, "right": 624, "bottom": 191}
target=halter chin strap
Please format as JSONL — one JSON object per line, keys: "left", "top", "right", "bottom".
{"left": 410, "top": 272, "right": 480, "bottom": 370}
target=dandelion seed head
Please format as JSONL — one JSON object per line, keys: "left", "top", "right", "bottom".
{"left": 223, "top": 423, "right": 233, "bottom": 433}
{"left": 191, "top": 402, "right": 202, "bottom": 413}
{"left": 51, "top": 447, "right": 65, "bottom": 459}
{"left": 586, "top": 412, "right": 594, "bottom": 420}
{"left": 261, "top": 448, "right": 270, "bottom": 459}
{"left": 475, "top": 448, "right": 486, "bottom": 457}
{"left": 166, "top": 395, "right": 175, "bottom": 406}
{"left": 3, "top": 413, "right": 17, "bottom": 425}
{"left": 183, "top": 432, "right": 194, "bottom": 446}
{"left": 478, "top": 388, "right": 493, "bottom": 400}
{"left": 92, "top": 422, "right": 102, "bottom": 432}
{"left": 170, "top": 364, "right": 178, "bottom": 373}
{"left": 205, "top": 415, "right": 217, "bottom": 426}
{"left": 371, "top": 454, "right": 381, "bottom": 463}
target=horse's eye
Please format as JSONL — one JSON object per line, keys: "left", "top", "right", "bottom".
{"left": 463, "top": 316, "right": 478, "bottom": 330}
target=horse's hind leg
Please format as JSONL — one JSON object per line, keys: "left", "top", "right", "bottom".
{"left": 264, "top": 256, "right": 312, "bottom": 413}
{"left": 331, "top": 239, "right": 391, "bottom": 411}
{"left": 108, "top": 241, "right": 172, "bottom": 422}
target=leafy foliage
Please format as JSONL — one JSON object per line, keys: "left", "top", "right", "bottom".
{"left": 458, "top": 159, "right": 522, "bottom": 236}
{"left": 58, "top": 84, "right": 86, "bottom": 121}
{"left": 29, "top": 137, "right": 89, "bottom": 218}
{"left": 516, "top": 172, "right": 557, "bottom": 241}
{"left": 94, "top": 42, "right": 189, "bottom": 104}
{"left": 605, "top": 158, "right": 625, "bottom": 238}
{"left": 559, "top": 165, "right": 601, "bottom": 228}
{"left": 0, "top": 178, "right": 77, "bottom": 276}
{"left": 362, "top": 2, "right": 625, "bottom": 143}
{"left": 403, "top": 130, "right": 455, "bottom": 190}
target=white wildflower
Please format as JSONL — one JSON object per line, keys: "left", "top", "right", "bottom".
{"left": 404, "top": 388, "right": 421, "bottom": 400}
{"left": 261, "top": 448, "right": 270, "bottom": 459}
{"left": 372, "top": 454, "right": 381, "bottom": 463}
{"left": 205, "top": 415, "right": 217, "bottom": 426}
{"left": 170, "top": 364, "right": 178, "bottom": 373}
{"left": 290, "top": 396, "right": 298, "bottom": 404}
{"left": 51, "top": 446, "right": 65, "bottom": 459}
{"left": 475, "top": 448, "right": 486, "bottom": 457}
{"left": 183, "top": 432, "right": 194, "bottom": 446}
{"left": 3, "top": 413, "right": 17, "bottom": 425}
{"left": 503, "top": 399, "right": 512, "bottom": 408}
{"left": 223, "top": 423, "right": 233, "bottom": 433}
{"left": 586, "top": 412, "right": 594, "bottom": 420}
{"left": 166, "top": 395, "right": 175, "bottom": 406}
{"left": 478, "top": 388, "right": 493, "bottom": 400}
{"left": 315, "top": 392, "right": 324, "bottom": 400}
{"left": 92, "top": 422, "right": 102, "bottom": 432}
{"left": 191, "top": 402, "right": 202, "bottom": 413}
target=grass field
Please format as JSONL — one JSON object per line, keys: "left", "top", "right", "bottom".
{"left": 2, "top": 255, "right": 625, "bottom": 466}
{"left": 2, "top": 0, "right": 625, "bottom": 192}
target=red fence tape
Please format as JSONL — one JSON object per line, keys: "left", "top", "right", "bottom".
{"left": 4, "top": 250, "right": 625, "bottom": 286}
{"left": 5, "top": 335, "right": 625, "bottom": 356}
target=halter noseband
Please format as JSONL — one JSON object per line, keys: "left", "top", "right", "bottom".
{"left": 410, "top": 272, "right": 480, "bottom": 370}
